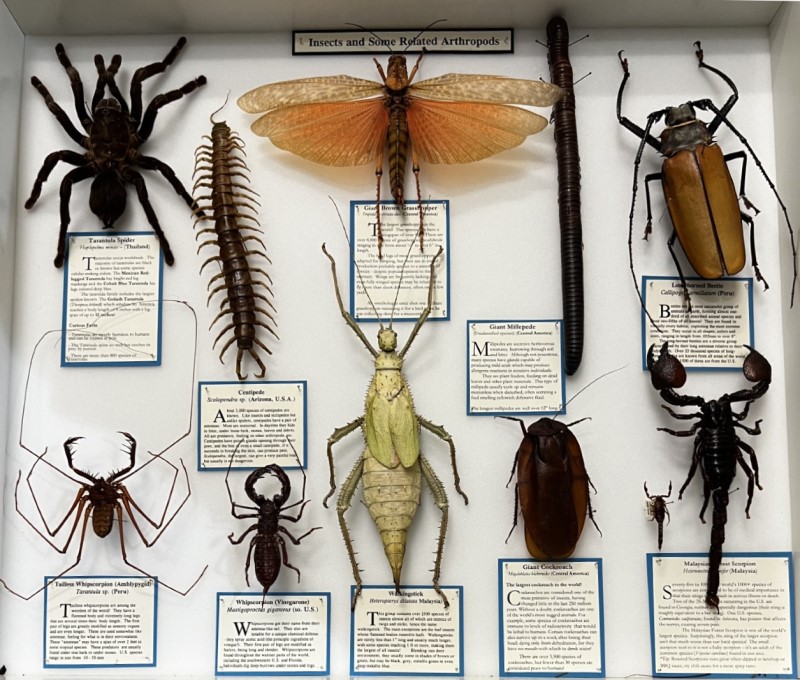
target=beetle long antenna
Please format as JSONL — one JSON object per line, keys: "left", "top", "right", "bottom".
{"left": 628, "top": 110, "right": 667, "bottom": 331}
{"left": 388, "top": 233, "right": 419, "bottom": 330}
{"left": 329, "top": 197, "right": 383, "bottom": 328}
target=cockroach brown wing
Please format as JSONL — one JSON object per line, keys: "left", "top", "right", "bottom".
{"left": 517, "top": 419, "right": 589, "bottom": 559}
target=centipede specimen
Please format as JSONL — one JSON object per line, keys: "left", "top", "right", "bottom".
{"left": 547, "top": 17, "right": 584, "bottom": 376}
{"left": 193, "top": 111, "right": 277, "bottom": 380}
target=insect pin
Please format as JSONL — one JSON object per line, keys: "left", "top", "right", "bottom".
{"left": 644, "top": 481, "right": 672, "bottom": 550}
{"left": 238, "top": 23, "right": 562, "bottom": 257}
{"left": 322, "top": 234, "right": 467, "bottom": 609}
{"left": 26, "top": 38, "right": 206, "bottom": 267}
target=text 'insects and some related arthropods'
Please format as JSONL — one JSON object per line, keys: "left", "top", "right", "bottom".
{"left": 617, "top": 42, "right": 797, "bottom": 311}
{"left": 502, "top": 415, "right": 599, "bottom": 560}
{"left": 322, "top": 243, "right": 468, "bottom": 609}
{"left": 0, "top": 433, "right": 207, "bottom": 599}
{"left": 547, "top": 16, "right": 585, "bottom": 376}
{"left": 193, "top": 110, "right": 277, "bottom": 380}
{"left": 647, "top": 342, "right": 771, "bottom": 611}
{"left": 26, "top": 38, "right": 206, "bottom": 267}
{"left": 644, "top": 481, "right": 672, "bottom": 550}
{"left": 225, "top": 440, "right": 320, "bottom": 600}
{"left": 238, "top": 41, "right": 562, "bottom": 257}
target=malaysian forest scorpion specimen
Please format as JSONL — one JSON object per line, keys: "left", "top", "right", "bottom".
{"left": 26, "top": 38, "right": 206, "bottom": 266}
{"left": 644, "top": 481, "right": 672, "bottom": 550}
{"left": 647, "top": 342, "right": 771, "bottom": 610}
{"left": 322, "top": 243, "right": 468, "bottom": 609}
{"left": 193, "top": 105, "right": 277, "bottom": 380}
{"left": 225, "top": 440, "right": 320, "bottom": 599}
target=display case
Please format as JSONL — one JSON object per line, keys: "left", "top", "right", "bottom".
{"left": 1, "top": 1, "right": 799, "bottom": 678}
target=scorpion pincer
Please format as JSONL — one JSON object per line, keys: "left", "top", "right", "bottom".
{"left": 647, "top": 342, "right": 771, "bottom": 611}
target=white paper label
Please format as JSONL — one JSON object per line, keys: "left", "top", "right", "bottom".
{"left": 468, "top": 321, "right": 564, "bottom": 414}
{"left": 44, "top": 576, "right": 156, "bottom": 667}
{"left": 63, "top": 232, "right": 161, "bottom": 365}
{"left": 643, "top": 278, "right": 752, "bottom": 368}
{"left": 351, "top": 201, "right": 448, "bottom": 321}
{"left": 216, "top": 593, "right": 329, "bottom": 675}
{"left": 649, "top": 554, "right": 795, "bottom": 676}
{"left": 199, "top": 381, "right": 305, "bottom": 469}
{"left": 499, "top": 560, "right": 604, "bottom": 676}
{"left": 351, "top": 587, "right": 462, "bottom": 675}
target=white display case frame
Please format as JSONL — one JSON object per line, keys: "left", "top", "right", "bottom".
{"left": 1, "top": 1, "right": 800, "bottom": 678}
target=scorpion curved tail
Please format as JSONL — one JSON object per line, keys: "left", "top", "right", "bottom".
{"left": 706, "top": 487, "right": 729, "bottom": 612}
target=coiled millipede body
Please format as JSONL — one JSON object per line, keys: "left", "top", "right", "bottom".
{"left": 194, "top": 114, "right": 277, "bottom": 380}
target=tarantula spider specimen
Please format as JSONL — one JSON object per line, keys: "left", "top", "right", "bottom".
{"left": 25, "top": 37, "right": 207, "bottom": 267}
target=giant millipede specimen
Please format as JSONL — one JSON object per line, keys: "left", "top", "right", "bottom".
{"left": 547, "top": 17, "right": 585, "bottom": 376}
{"left": 193, "top": 109, "right": 277, "bottom": 380}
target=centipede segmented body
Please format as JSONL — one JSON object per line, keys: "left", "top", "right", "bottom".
{"left": 547, "top": 17, "right": 584, "bottom": 376}
{"left": 194, "top": 113, "right": 277, "bottom": 380}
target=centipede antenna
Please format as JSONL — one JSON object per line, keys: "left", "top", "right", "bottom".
{"left": 210, "top": 92, "right": 231, "bottom": 123}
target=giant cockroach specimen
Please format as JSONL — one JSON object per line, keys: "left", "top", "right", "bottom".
{"left": 26, "top": 38, "right": 206, "bottom": 266}
{"left": 547, "top": 16, "right": 584, "bottom": 376}
{"left": 193, "top": 108, "right": 277, "bottom": 380}
{"left": 322, "top": 243, "right": 468, "bottom": 609}
{"left": 238, "top": 35, "right": 562, "bottom": 256}
{"left": 644, "top": 481, "right": 672, "bottom": 550}
{"left": 647, "top": 342, "right": 771, "bottom": 610}
{"left": 617, "top": 43, "right": 797, "bottom": 311}
{"left": 225, "top": 440, "right": 320, "bottom": 599}
{"left": 0, "top": 433, "right": 207, "bottom": 599}
{"left": 502, "top": 415, "right": 599, "bottom": 559}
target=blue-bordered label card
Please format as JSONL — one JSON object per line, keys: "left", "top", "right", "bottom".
{"left": 43, "top": 576, "right": 156, "bottom": 668}
{"left": 349, "top": 200, "right": 450, "bottom": 322}
{"left": 467, "top": 320, "right": 565, "bottom": 416}
{"left": 215, "top": 592, "right": 330, "bottom": 676}
{"left": 62, "top": 232, "right": 163, "bottom": 366}
{"left": 641, "top": 276, "right": 754, "bottom": 370}
{"left": 498, "top": 559, "right": 605, "bottom": 677}
{"left": 350, "top": 585, "right": 464, "bottom": 676}
{"left": 198, "top": 381, "right": 307, "bottom": 471}
{"left": 647, "top": 552, "right": 796, "bottom": 677}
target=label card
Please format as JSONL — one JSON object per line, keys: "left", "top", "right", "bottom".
{"left": 499, "top": 559, "right": 605, "bottom": 677}
{"left": 642, "top": 277, "right": 753, "bottom": 370}
{"left": 216, "top": 593, "right": 330, "bottom": 675}
{"left": 647, "top": 553, "right": 796, "bottom": 677}
{"left": 467, "top": 320, "right": 565, "bottom": 415}
{"left": 62, "top": 232, "right": 162, "bottom": 366}
{"left": 350, "top": 200, "right": 449, "bottom": 322}
{"left": 43, "top": 576, "right": 156, "bottom": 668}
{"left": 293, "top": 29, "right": 513, "bottom": 55}
{"left": 351, "top": 586, "right": 463, "bottom": 676}
{"left": 198, "top": 381, "right": 306, "bottom": 470}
